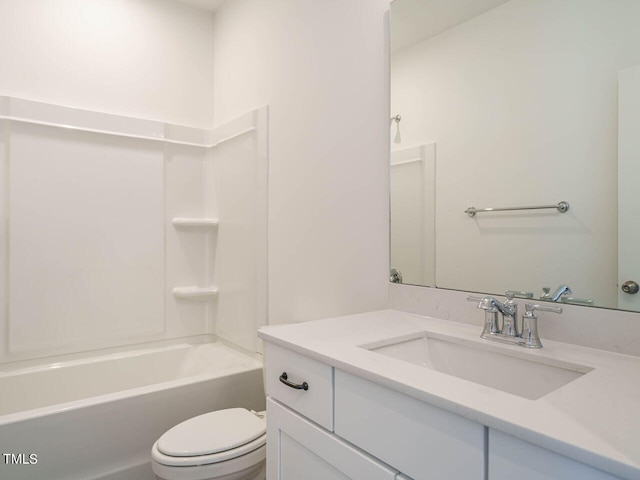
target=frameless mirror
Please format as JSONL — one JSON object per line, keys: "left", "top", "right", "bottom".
{"left": 389, "top": 0, "right": 640, "bottom": 312}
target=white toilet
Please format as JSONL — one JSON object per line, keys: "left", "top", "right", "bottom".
{"left": 151, "top": 408, "right": 266, "bottom": 480}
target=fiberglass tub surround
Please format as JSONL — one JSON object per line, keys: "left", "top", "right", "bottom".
{"left": 0, "top": 96, "right": 268, "bottom": 364}
{"left": 0, "top": 97, "right": 269, "bottom": 480}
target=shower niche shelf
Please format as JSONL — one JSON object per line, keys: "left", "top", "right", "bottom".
{"left": 172, "top": 286, "right": 219, "bottom": 299}
{"left": 172, "top": 217, "right": 219, "bottom": 229}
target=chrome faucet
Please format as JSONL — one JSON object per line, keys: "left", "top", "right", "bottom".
{"left": 541, "top": 285, "right": 572, "bottom": 302}
{"left": 468, "top": 294, "right": 562, "bottom": 348}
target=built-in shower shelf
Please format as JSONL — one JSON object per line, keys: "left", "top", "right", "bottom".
{"left": 172, "top": 286, "right": 219, "bottom": 299}
{"left": 172, "top": 217, "right": 219, "bottom": 229}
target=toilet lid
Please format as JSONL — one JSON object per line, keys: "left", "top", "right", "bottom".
{"left": 157, "top": 408, "right": 266, "bottom": 457}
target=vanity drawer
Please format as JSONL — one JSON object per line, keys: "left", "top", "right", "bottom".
{"left": 334, "top": 370, "right": 485, "bottom": 480}
{"left": 264, "top": 342, "right": 333, "bottom": 430}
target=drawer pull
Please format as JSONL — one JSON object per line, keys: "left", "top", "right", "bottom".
{"left": 279, "top": 372, "right": 309, "bottom": 391}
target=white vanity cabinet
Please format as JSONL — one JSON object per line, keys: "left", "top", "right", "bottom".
{"left": 264, "top": 342, "right": 486, "bottom": 480}
{"left": 488, "top": 430, "right": 622, "bottom": 480}
{"left": 260, "top": 311, "right": 640, "bottom": 480}
{"left": 264, "top": 341, "right": 628, "bottom": 480}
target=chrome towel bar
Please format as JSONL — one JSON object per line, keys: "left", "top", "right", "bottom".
{"left": 465, "top": 201, "right": 569, "bottom": 217}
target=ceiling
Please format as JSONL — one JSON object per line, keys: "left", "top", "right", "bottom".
{"left": 174, "top": 0, "right": 227, "bottom": 13}
{"left": 173, "top": 0, "right": 511, "bottom": 53}
{"left": 391, "top": 0, "right": 511, "bottom": 53}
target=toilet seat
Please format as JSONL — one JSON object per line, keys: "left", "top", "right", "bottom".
{"left": 152, "top": 434, "right": 266, "bottom": 467}
{"left": 152, "top": 408, "right": 266, "bottom": 468}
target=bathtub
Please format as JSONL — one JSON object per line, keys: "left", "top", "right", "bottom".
{"left": 0, "top": 338, "right": 265, "bottom": 480}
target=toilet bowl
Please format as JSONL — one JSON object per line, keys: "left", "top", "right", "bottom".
{"left": 151, "top": 408, "right": 266, "bottom": 480}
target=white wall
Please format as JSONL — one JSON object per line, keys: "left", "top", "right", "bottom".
{"left": 212, "top": 0, "right": 390, "bottom": 324}
{"left": 0, "top": 0, "right": 215, "bottom": 127}
{"left": 391, "top": 0, "right": 640, "bottom": 308}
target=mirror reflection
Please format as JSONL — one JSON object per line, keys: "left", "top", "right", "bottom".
{"left": 390, "top": 0, "right": 640, "bottom": 311}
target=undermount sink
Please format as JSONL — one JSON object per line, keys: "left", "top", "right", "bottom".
{"left": 363, "top": 333, "right": 593, "bottom": 400}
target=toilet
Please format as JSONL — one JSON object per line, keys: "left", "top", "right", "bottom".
{"left": 151, "top": 408, "right": 266, "bottom": 480}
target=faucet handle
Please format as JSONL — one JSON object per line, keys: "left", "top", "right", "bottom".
{"left": 505, "top": 290, "right": 533, "bottom": 300}
{"left": 560, "top": 296, "right": 595, "bottom": 306}
{"left": 467, "top": 296, "right": 502, "bottom": 337}
{"left": 467, "top": 295, "right": 487, "bottom": 307}
{"left": 521, "top": 304, "right": 561, "bottom": 348}
{"left": 467, "top": 295, "right": 500, "bottom": 311}
{"left": 524, "top": 303, "right": 562, "bottom": 316}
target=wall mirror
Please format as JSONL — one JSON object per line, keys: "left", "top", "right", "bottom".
{"left": 389, "top": 0, "right": 640, "bottom": 312}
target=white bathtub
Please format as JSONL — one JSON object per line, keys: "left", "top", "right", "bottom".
{"left": 0, "top": 339, "right": 265, "bottom": 480}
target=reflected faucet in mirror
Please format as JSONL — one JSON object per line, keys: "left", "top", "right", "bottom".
{"left": 541, "top": 285, "right": 572, "bottom": 302}
{"left": 541, "top": 285, "right": 597, "bottom": 306}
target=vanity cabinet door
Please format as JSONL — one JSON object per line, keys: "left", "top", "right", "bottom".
{"left": 334, "top": 370, "right": 485, "bottom": 480}
{"left": 267, "top": 398, "right": 398, "bottom": 480}
{"left": 489, "top": 430, "right": 622, "bottom": 480}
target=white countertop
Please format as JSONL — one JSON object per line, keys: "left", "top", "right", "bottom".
{"left": 258, "top": 309, "right": 640, "bottom": 480}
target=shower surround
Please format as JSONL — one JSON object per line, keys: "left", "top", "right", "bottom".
{"left": 0, "top": 96, "right": 269, "bottom": 479}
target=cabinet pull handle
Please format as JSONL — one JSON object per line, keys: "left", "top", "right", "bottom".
{"left": 279, "top": 372, "right": 309, "bottom": 391}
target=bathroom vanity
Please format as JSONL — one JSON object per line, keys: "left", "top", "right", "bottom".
{"left": 258, "top": 310, "right": 640, "bottom": 480}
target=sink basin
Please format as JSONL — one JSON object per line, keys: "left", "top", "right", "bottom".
{"left": 364, "top": 333, "right": 593, "bottom": 400}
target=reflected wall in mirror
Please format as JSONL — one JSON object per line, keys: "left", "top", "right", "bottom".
{"left": 389, "top": 0, "right": 640, "bottom": 311}
{"left": 390, "top": 144, "right": 436, "bottom": 286}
